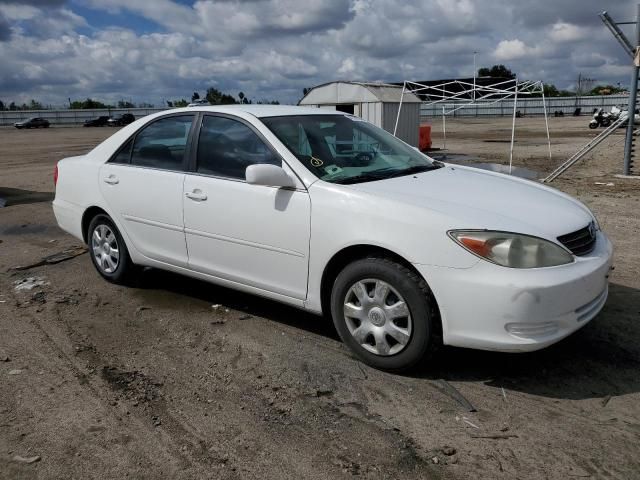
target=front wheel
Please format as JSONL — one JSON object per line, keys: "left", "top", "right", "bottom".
{"left": 330, "top": 257, "right": 438, "bottom": 371}
{"left": 87, "top": 214, "right": 136, "bottom": 284}
{"left": 588, "top": 121, "right": 598, "bottom": 129}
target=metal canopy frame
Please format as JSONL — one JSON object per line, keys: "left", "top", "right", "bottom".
{"left": 393, "top": 78, "right": 552, "bottom": 174}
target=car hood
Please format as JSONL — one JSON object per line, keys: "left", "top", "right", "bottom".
{"left": 346, "top": 164, "right": 594, "bottom": 239}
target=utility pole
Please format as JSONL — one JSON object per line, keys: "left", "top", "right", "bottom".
{"left": 601, "top": 6, "right": 640, "bottom": 176}
{"left": 623, "top": 5, "right": 640, "bottom": 176}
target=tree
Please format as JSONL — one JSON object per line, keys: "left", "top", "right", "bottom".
{"left": 28, "top": 99, "right": 43, "bottom": 110}
{"left": 477, "top": 64, "right": 516, "bottom": 79}
{"left": 588, "top": 84, "right": 625, "bottom": 96}
{"left": 205, "top": 87, "right": 237, "bottom": 105}
{"left": 117, "top": 100, "right": 135, "bottom": 108}
{"left": 167, "top": 99, "right": 189, "bottom": 107}
{"left": 191, "top": 92, "right": 200, "bottom": 102}
{"left": 303, "top": 87, "right": 310, "bottom": 96}
{"left": 0, "top": 100, "right": 4, "bottom": 111}
{"left": 70, "top": 98, "right": 111, "bottom": 109}
{"left": 9, "top": 102, "right": 16, "bottom": 111}
{"left": 238, "top": 91, "right": 246, "bottom": 104}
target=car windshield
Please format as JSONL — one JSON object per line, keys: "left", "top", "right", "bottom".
{"left": 261, "top": 114, "right": 441, "bottom": 184}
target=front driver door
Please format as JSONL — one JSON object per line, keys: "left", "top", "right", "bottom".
{"left": 183, "top": 114, "right": 311, "bottom": 300}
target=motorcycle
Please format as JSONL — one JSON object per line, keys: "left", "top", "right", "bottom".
{"left": 588, "top": 106, "right": 640, "bottom": 129}
{"left": 589, "top": 108, "right": 613, "bottom": 129}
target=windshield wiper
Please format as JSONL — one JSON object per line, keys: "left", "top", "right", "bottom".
{"left": 332, "top": 162, "right": 444, "bottom": 185}
{"left": 385, "top": 163, "right": 444, "bottom": 179}
{"left": 332, "top": 172, "right": 390, "bottom": 184}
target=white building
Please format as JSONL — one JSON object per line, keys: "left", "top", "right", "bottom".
{"left": 298, "top": 81, "right": 422, "bottom": 146}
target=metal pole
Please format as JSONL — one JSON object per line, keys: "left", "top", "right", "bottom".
{"left": 442, "top": 106, "right": 447, "bottom": 155}
{"left": 509, "top": 80, "right": 518, "bottom": 174}
{"left": 541, "top": 83, "right": 552, "bottom": 162}
{"left": 393, "top": 82, "right": 406, "bottom": 136}
{"left": 599, "top": 11, "right": 634, "bottom": 58}
{"left": 623, "top": 4, "right": 640, "bottom": 176}
{"left": 473, "top": 51, "right": 477, "bottom": 102}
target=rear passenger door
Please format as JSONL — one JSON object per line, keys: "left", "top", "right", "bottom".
{"left": 99, "top": 114, "right": 195, "bottom": 267}
{"left": 183, "top": 114, "right": 311, "bottom": 300}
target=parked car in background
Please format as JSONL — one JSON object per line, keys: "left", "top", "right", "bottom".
{"left": 52, "top": 105, "right": 613, "bottom": 371}
{"left": 187, "top": 99, "right": 211, "bottom": 107}
{"left": 84, "top": 116, "right": 110, "bottom": 127}
{"left": 107, "top": 113, "right": 136, "bottom": 127}
{"left": 14, "top": 117, "right": 50, "bottom": 129}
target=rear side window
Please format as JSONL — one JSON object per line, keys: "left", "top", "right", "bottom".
{"left": 130, "top": 115, "right": 194, "bottom": 170}
{"left": 196, "top": 116, "right": 280, "bottom": 179}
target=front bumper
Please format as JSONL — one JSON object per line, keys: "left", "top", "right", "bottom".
{"left": 414, "top": 231, "right": 614, "bottom": 352}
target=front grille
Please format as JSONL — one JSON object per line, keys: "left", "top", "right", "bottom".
{"left": 557, "top": 223, "right": 596, "bottom": 256}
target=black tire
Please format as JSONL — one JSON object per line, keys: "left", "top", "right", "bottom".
{"left": 330, "top": 257, "right": 438, "bottom": 371}
{"left": 87, "top": 214, "right": 136, "bottom": 284}
{"left": 588, "top": 122, "right": 598, "bottom": 129}
{"left": 601, "top": 118, "right": 611, "bottom": 127}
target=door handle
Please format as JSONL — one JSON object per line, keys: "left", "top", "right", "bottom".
{"left": 103, "top": 175, "right": 119, "bottom": 185}
{"left": 185, "top": 190, "right": 207, "bottom": 201}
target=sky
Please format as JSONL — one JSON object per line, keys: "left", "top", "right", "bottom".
{"left": 0, "top": 0, "right": 637, "bottom": 107}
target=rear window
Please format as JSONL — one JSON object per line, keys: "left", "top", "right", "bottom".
{"left": 129, "top": 115, "right": 194, "bottom": 170}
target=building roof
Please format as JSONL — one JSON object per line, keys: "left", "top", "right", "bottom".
{"left": 299, "top": 81, "right": 422, "bottom": 105}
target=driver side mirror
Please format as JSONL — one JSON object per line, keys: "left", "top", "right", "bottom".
{"left": 246, "top": 164, "right": 296, "bottom": 188}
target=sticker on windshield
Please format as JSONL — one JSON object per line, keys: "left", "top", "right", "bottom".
{"left": 310, "top": 156, "right": 324, "bottom": 167}
{"left": 324, "top": 165, "right": 342, "bottom": 175}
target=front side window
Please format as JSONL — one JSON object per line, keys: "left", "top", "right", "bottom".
{"left": 262, "top": 115, "right": 441, "bottom": 184}
{"left": 196, "top": 116, "right": 280, "bottom": 179}
{"left": 130, "top": 115, "right": 194, "bottom": 170}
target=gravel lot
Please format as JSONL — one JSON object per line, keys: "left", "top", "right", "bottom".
{"left": 1, "top": 117, "right": 639, "bottom": 479}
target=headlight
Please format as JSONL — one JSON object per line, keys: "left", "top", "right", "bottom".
{"left": 448, "top": 230, "right": 574, "bottom": 268}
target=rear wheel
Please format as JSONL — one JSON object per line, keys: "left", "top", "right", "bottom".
{"left": 330, "top": 257, "right": 438, "bottom": 371}
{"left": 87, "top": 214, "right": 136, "bottom": 284}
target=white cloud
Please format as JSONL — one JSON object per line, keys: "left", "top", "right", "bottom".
{"left": 494, "top": 39, "right": 543, "bottom": 61}
{"left": 338, "top": 57, "right": 356, "bottom": 75}
{"left": 549, "top": 22, "right": 589, "bottom": 42}
{"left": 0, "top": 0, "right": 636, "bottom": 106}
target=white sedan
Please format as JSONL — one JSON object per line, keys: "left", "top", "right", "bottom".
{"left": 53, "top": 105, "right": 613, "bottom": 371}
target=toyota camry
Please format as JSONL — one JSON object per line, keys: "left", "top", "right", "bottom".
{"left": 53, "top": 105, "right": 614, "bottom": 371}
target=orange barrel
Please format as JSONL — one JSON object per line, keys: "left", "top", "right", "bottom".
{"left": 419, "top": 124, "right": 432, "bottom": 151}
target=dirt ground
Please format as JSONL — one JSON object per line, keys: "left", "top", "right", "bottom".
{"left": 1, "top": 118, "right": 639, "bottom": 479}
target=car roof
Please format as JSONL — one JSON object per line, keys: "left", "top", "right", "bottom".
{"left": 171, "top": 104, "right": 347, "bottom": 118}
